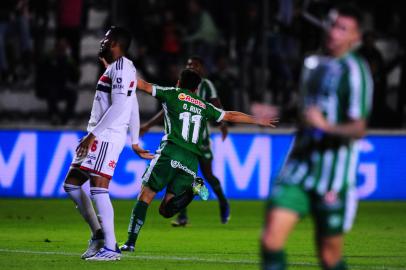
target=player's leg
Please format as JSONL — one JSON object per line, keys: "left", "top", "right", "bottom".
{"left": 88, "top": 176, "right": 117, "bottom": 250}
{"left": 171, "top": 208, "right": 188, "bottom": 227}
{"left": 199, "top": 156, "right": 230, "bottom": 223}
{"left": 261, "top": 208, "right": 299, "bottom": 270}
{"left": 316, "top": 234, "right": 347, "bottom": 270}
{"left": 82, "top": 140, "right": 124, "bottom": 260}
{"left": 312, "top": 187, "right": 358, "bottom": 269}
{"left": 261, "top": 182, "right": 310, "bottom": 270}
{"left": 161, "top": 168, "right": 205, "bottom": 221}
{"left": 121, "top": 185, "right": 157, "bottom": 251}
{"left": 86, "top": 177, "right": 120, "bottom": 261}
{"left": 314, "top": 219, "right": 347, "bottom": 269}
{"left": 122, "top": 143, "right": 174, "bottom": 251}
{"left": 162, "top": 143, "right": 201, "bottom": 224}
{"left": 169, "top": 177, "right": 210, "bottom": 226}
{"left": 159, "top": 183, "right": 195, "bottom": 219}
{"left": 64, "top": 167, "right": 103, "bottom": 240}
{"left": 64, "top": 150, "right": 104, "bottom": 260}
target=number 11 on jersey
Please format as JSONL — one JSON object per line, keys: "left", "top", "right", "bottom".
{"left": 179, "top": 112, "right": 202, "bottom": 144}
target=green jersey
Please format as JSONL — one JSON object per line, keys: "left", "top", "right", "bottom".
{"left": 281, "top": 51, "right": 373, "bottom": 194}
{"left": 152, "top": 85, "right": 225, "bottom": 156}
{"left": 197, "top": 78, "right": 219, "bottom": 142}
{"left": 197, "top": 78, "right": 218, "bottom": 100}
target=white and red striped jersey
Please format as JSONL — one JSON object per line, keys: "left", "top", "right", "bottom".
{"left": 87, "top": 57, "right": 139, "bottom": 143}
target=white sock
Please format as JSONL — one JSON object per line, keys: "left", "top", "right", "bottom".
{"left": 90, "top": 187, "right": 116, "bottom": 250}
{"left": 64, "top": 184, "right": 102, "bottom": 237}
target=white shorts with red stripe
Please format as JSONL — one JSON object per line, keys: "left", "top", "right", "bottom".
{"left": 71, "top": 139, "right": 125, "bottom": 179}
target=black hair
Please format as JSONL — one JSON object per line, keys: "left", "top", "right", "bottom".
{"left": 178, "top": 69, "right": 201, "bottom": 90}
{"left": 335, "top": 4, "right": 363, "bottom": 29}
{"left": 108, "top": 26, "right": 132, "bottom": 52}
{"left": 188, "top": 55, "right": 205, "bottom": 67}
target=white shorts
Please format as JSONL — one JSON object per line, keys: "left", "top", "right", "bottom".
{"left": 71, "top": 139, "right": 125, "bottom": 179}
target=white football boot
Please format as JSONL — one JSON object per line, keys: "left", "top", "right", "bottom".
{"left": 85, "top": 245, "right": 121, "bottom": 261}
{"left": 81, "top": 238, "right": 104, "bottom": 259}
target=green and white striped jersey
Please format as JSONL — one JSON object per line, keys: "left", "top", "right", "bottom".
{"left": 281, "top": 51, "right": 373, "bottom": 194}
{"left": 196, "top": 78, "right": 219, "bottom": 142}
{"left": 152, "top": 85, "right": 225, "bottom": 156}
{"left": 197, "top": 78, "right": 218, "bottom": 100}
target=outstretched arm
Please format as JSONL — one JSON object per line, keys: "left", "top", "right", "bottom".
{"left": 137, "top": 79, "right": 153, "bottom": 94}
{"left": 222, "top": 111, "right": 278, "bottom": 127}
{"left": 209, "top": 98, "right": 228, "bottom": 141}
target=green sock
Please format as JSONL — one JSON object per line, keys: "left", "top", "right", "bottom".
{"left": 261, "top": 248, "right": 286, "bottom": 270}
{"left": 323, "top": 260, "right": 347, "bottom": 270}
{"left": 127, "top": 200, "right": 149, "bottom": 245}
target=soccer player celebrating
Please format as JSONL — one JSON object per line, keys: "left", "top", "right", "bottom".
{"left": 139, "top": 56, "right": 231, "bottom": 226}
{"left": 261, "top": 5, "right": 373, "bottom": 270}
{"left": 63, "top": 26, "right": 152, "bottom": 261}
{"left": 120, "top": 69, "right": 278, "bottom": 252}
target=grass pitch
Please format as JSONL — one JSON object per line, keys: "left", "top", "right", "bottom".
{"left": 0, "top": 199, "right": 405, "bottom": 270}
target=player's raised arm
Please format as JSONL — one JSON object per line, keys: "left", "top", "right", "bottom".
{"left": 209, "top": 98, "right": 228, "bottom": 141}
{"left": 137, "top": 79, "right": 153, "bottom": 94}
{"left": 222, "top": 111, "right": 278, "bottom": 128}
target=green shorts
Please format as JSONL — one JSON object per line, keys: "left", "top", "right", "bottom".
{"left": 268, "top": 182, "right": 358, "bottom": 236}
{"left": 142, "top": 141, "right": 198, "bottom": 196}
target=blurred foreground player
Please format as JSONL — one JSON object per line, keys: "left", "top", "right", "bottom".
{"left": 261, "top": 5, "right": 373, "bottom": 270}
{"left": 120, "top": 69, "right": 278, "bottom": 252}
{"left": 139, "top": 56, "right": 230, "bottom": 226}
{"left": 63, "top": 26, "right": 152, "bottom": 261}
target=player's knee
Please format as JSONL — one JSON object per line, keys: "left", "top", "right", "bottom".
{"left": 64, "top": 167, "right": 88, "bottom": 186}
{"left": 319, "top": 246, "right": 342, "bottom": 269}
{"left": 261, "top": 229, "right": 284, "bottom": 251}
{"left": 159, "top": 203, "right": 175, "bottom": 218}
{"left": 320, "top": 255, "right": 341, "bottom": 269}
{"left": 63, "top": 183, "right": 78, "bottom": 193}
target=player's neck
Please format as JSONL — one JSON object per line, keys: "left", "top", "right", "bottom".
{"left": 111, "top": 52, "right": 125, "bottom": 62}
{"left": 328, "top": 45, "right": 353, "bottom": 59}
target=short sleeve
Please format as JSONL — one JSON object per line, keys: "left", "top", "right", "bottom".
{"left": 345, "top": 56, "right": 373, "bottom": 120}
{"left": 153, "top": 85, "right": 177, "bottom": 102}
{"left": 110, "top": 58, "right": 136, "bottom": 96}
{"left": 206, "top": 102, "right": 225, "bottom": 122}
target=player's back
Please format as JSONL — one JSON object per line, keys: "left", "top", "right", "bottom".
{"left": 153, "top": 86, "right": 224, "bottom": 156}
{"left": 87, "top": 57, "right": 137, "bottom": 141}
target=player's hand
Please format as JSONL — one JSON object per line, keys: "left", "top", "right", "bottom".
{"left": 99, "top": 57, "right": 108, "bottom": 68}
{"left": 304, "top": 106, "right": 330, "bottom": 131}
{"left": 76, "top": 133, "right": 96, "bottom": 158}
{"left": 256, "top": 117, "right": 279, "bottom": 128}
{"left": 139, "top": 124, "right": 150, "bottom": 137}
{"left": 220, "top": 122, "right": 228, "bottom": 141}
{"left": 132, "top": 144, "right": 154, "bottom": 160}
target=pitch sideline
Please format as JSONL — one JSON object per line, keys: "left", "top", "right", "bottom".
{"left": 0, "top": 248, "right": 404, "bottom": 270}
